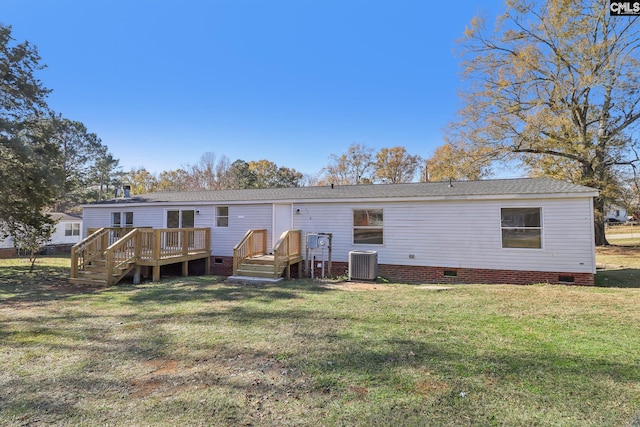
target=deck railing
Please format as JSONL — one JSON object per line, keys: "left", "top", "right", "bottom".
{"left": 72, "top": 227, "right": 211, "bottom": 283}
{"left": 233, "top": 229, "right": 267, "bottom": 275}
{"left": 71, "top": 228, "right": 110, "bottom": 278}
{"left": 137, "top": 228, "right": 210, "bottom": 260}
{"left": 105, "top": 228, "right": 140, "bottom": 285}
{"left": 273, "top": 230, "right": 302, "bottom": 277}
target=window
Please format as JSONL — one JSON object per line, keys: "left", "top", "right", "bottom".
{"left": 65, "top": 223, "right": 80, "bottom": 236}
{"left": 501, "top": 207, "right": 542, "bottom": 249}
{"left": 111, "top": 212, "right": 133, "bottom": 227}
{"left": 216, "top": 206, "right": 229, "bottom": 227}
{"left": 353, "top": 209, "right": 383, "bottom": 244}
{"left": 166, "top": 210, "right": 195, "bottom": 228}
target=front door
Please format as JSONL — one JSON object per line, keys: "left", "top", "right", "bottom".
{"left": 273, "top": 204, "right": 293, "bottom": 249}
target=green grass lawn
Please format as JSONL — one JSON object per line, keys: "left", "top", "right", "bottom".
{"left": 1, "top": 255, "right": 639, "bottom": 426}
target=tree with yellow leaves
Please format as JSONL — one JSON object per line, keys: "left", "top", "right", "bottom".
{"left": 375, "top": 146, "right": 422, "bottom": 183}
{"left": 450, "top": 0, "right": 640, "bottom": 245}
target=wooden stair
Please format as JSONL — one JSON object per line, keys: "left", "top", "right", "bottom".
{"left": 230, "top": 229, "right": 303, "bottom": 284}
{"left": 230, "top": 255, "right": 285, "bottom": 282}
{"left": 71, "top": 227, "right": 211, "bottom": 286}
{"left": 69, "top": 256, "right": 135, "bottom": 286}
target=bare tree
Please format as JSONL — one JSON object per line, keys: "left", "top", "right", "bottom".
{"left": 323, "top": 143, "right": 376, "bottom": 185}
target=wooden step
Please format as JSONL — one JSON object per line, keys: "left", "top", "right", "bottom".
{"left": 243, "top": 256, "right": 275, "bottom": 266}
{"left": 236, "top": 269, "right": 279, "bottom": 279}
{"left": 236, "top": 259, "right": 288, "bottom": 278}
{"left": 69, "top": 277, "right": 108, "bottom": 286}
{"left": 227, "top": 275, "right": 284, "bottom": 284}
{"left": 77, "top": 270, "right": 107, "bottom": 280}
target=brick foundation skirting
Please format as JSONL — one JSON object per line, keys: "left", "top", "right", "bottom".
{"left": 377, "top": 264, "right": 594, "bottom": 286}
{"left": 209, "top": 256, "right": 234, "bottom": 277}
{"left": 209, "top": 256, "right": 594, "bottom": 286}
{"left": 0, "top": 248, "right": 17, "bottom": 258}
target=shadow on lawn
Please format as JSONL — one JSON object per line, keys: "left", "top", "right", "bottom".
{"left": 0, "top": 266, "right": 106, "bottom": 305}
{"left": 106, "top": 277, "right": 337, "bottom": 305}
{"left": 595, "top": 268, "right": 640, "bottom": 288}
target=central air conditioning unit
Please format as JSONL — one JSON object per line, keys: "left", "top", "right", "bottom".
{"left": 348, "top": 250, "right": 378, "bottom": 281}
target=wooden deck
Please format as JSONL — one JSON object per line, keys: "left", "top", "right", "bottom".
{"left": 70, "top": 227, "right": 211, "bottom": 286}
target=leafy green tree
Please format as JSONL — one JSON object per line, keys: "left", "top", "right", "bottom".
{"left": 248, "top": 160, "right": 303, "bottom": 188}
{"left": 274, "top": 165, "right": 304, "bottom": 187}
{"left": 226, "top": 160, "right": 257, "bottom": 189}
{"left": 157, "top": 168, "right": 191, "bottom": 192}
{"left": 92, "top": 148, "right": 122, "bottom": 201}
{"left": 44, "top": 116, "right": 109, "bottom": 211}
{"left": 449, "top": 0, "right": 640, "bottom": 245}
{"left": 0, "top": 24, "right": 60, "bottom": 250}
{"left": 123, "top": 167, "right": 158, "bottom": 195}
{"left": 10, "top": 213, "right": 56, "bottom": 272}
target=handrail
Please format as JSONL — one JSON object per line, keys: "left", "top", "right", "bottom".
{"left": 272, "top": 230, "right": 302, "bottom": 277}
{"left": 233, "top": 229, "right": 267, "bottom": 275}
{"left": 71, "top": 228, "right": 109, "bottom": 279}
{"left": 105, "top": 228, "right": 139, "bottom": 285}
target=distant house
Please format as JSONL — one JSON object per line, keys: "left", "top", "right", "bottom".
{"left": 0, "top": 212, "right": 83, "bottom": 258}
{"left": 0, "top": 232, "right": 15, "bottom": 258}
{"left": 48, "top": 212, "right": 83, "bottom": 248}
{"left": 605, "top": 205, "right": 628, "bottom": 223}
{"left": 78, "top": 178, "right": 598, "bottom": 286}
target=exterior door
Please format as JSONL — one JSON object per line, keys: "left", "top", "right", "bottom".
{"left": 273, "top": 204, "right": 293, "bottom": 249}
{"left": 166, "top": 209, "right": 195, "bottom": 247}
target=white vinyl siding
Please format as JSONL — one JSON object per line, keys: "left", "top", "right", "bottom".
{"left": 48, "top": 221, "right": 83, "bottom": 245}
{"left": 292, "top": 198, "right": 594, "bottom": 274}
{"left": 82, "top": 194, "right": 595, "bottom": 275}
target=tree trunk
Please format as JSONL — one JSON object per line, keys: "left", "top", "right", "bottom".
{"left": 594, "top": 220, "right": 608, "bottom": 246}
{"left": 593, "top": 196, "right": 609, "bottom": 246}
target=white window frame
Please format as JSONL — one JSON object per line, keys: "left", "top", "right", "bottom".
{"left": 166, "top": 209, "right": 195, "bottom": 228}
{"left": 500, "top": 207, "right": 543, "bottom": 249}
{"left": 216, "top": 206, "right": 229, "bottom": 227}
{"left": 111, "top": 211, "right": 133, "bottom": 227}
{"left": 65, "top": 223, "right": 80, "bottom": 236}
{"left": 353, "top": 208, "right": 384, "bottom": 245}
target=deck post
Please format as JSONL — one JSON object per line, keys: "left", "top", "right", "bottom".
{"left": 152, "top": 265, "right": 161, "bottom": 281}
{"left": 205, "top": 256, "right": 211, "bottom": 275}
{"left": 182, "top": 260, "right": 189, "bottom": 277}
{"left": 133, "top": 265, "right": 141, "bottom": 285}
{"left": 70, "top": 248, "right": 79, "bottom": 279}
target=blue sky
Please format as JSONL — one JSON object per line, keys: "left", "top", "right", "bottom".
{"left": 3, "top": 0, "right": 505, "bottom": 178}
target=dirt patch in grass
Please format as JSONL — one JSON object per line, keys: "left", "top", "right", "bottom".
{"left": 598, "top": 244, "right": 640, "bottom": 257}
{"left": 130, "top": 359, "right": 181, "bottom": 398}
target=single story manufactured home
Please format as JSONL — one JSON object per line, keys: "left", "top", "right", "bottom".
{"left": 79, "top": 178, "right": 598, "bottom": 286}
{"left": 0, "top": 212, "right": 83, "bottom": 257}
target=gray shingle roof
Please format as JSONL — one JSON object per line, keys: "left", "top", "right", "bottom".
{"left": 90, "top": 178, "right": 597, "bottom": 205}
{"left": 49, "top": 212, "right": 83, "bottom": 221}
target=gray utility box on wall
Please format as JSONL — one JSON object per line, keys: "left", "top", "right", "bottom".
{"left": 348, "top": 250, "right": 378, "bottom": 281}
